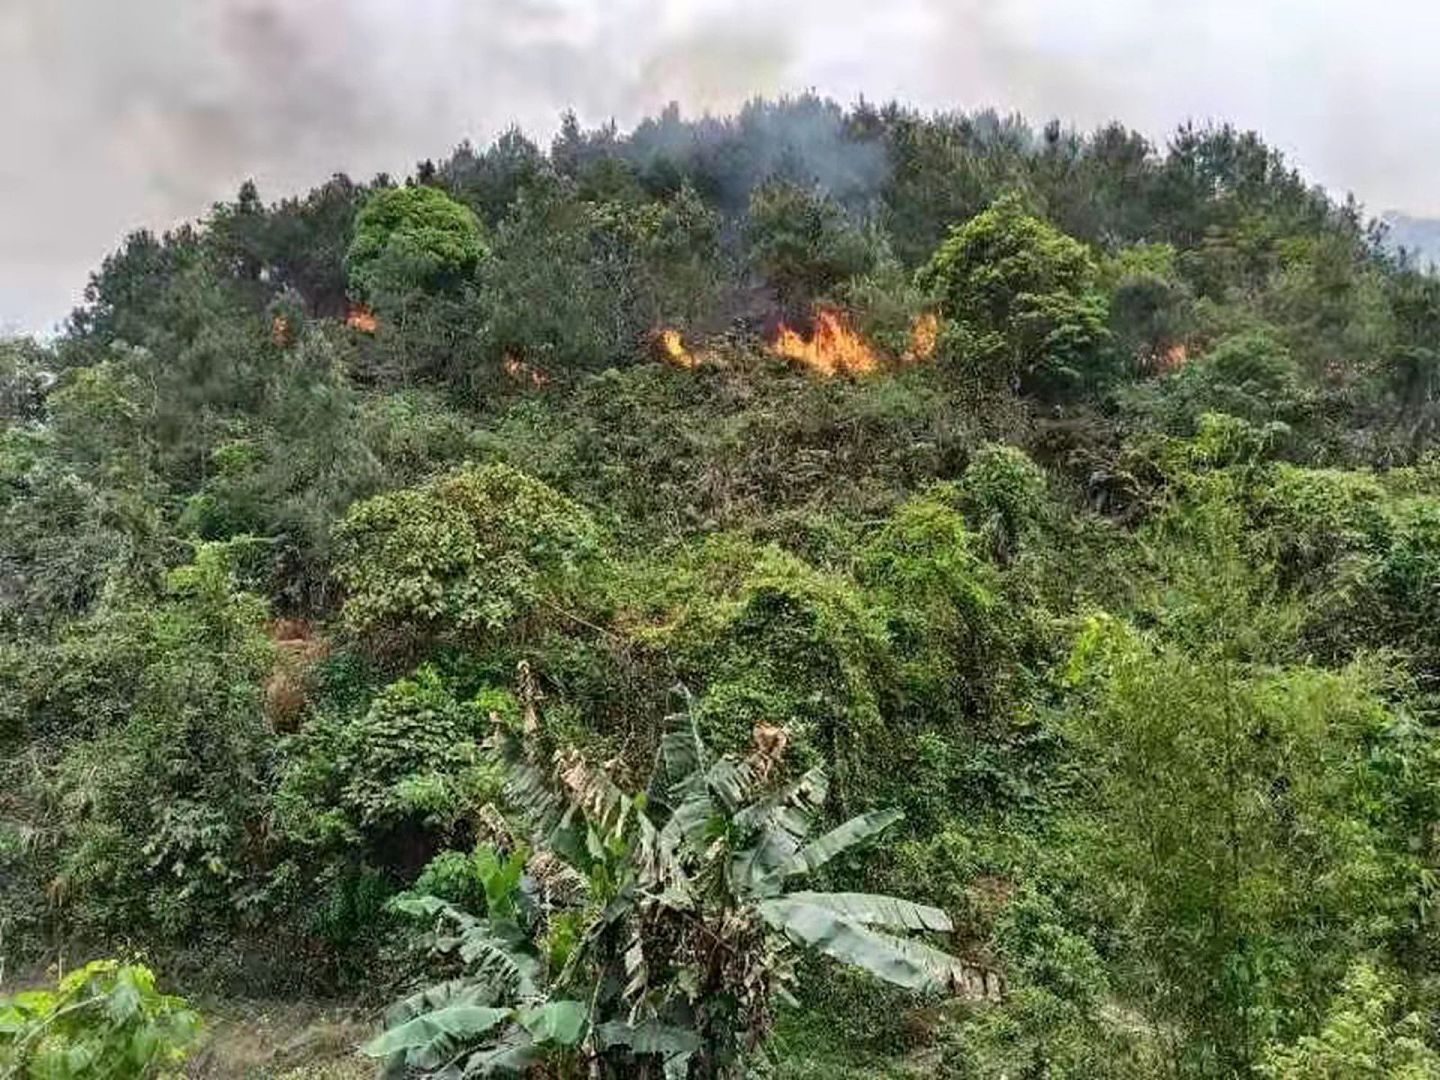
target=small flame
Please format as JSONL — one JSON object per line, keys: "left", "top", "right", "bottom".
{"left": 907, "top": 311, "right": 939, "bottom": 362}
{"left": 271, "top": 314, "right": 294, "bottom": 348}
{"left": 771, "top": 307, "right": 879, "bottom": 377}
{"left": 503, "top": 352, "right": 550, "bottom": 386}
{"left": 346, "top": 304, "right": 378, "bottom": 334}
{"left": 1150, "top": 342, "right": 1187, "bottom": 373}
{"left": 658, "top": 328, "right": 696, "bottom": 368}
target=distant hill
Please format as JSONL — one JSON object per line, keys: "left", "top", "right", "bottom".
{"left": 1382, "top": 211, "right": 1440, "bottom": 267}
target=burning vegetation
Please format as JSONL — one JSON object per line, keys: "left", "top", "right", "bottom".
{"left": 503, "top": 352, "right": 550, "bottom": 386}
{"left": 658, "top": 328, "right": 697, "bottom": 368}
{"left": 907, "top": 311, "right": 940, "bottom": 362}
{"left": 270, "top": 314, "right": 295, "bottom": 349}
{"left": 771, "top": 306, "right": 880, "bottom": 376}
{"left": 346, "top": 304, "right": 379, "bottom": 333}
{"left": 654, "top": 311, "right": 938, "bottom": 379}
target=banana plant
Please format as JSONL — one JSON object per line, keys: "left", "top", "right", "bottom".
{"left": 369, "top": 691, "right": 997, "bottom": 1078}
{"left": 362, "top": 850, "right": 590, "bottom": 1077}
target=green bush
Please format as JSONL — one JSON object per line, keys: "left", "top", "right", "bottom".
{"left": 0, "top": 959, "right": 201, "bottom": 1077}
{"left": 1121, "top": 330, "right": 1312, "bottom": 436}
{"left": 634, "top": 538, "right": 893, "bottom": 799}
{"left": 472, "top": 183, "right": 725, "bottom": 380}
{"left": 917, "top": 194, "right": 1109, "bottom": 391}
{"left": 1101, "top": 242, "right": 1194, "bottom": 369}
{"left": 275, "top": 666, "right": 504, "bottom": 848}
{"left": 858, "top": 485, "right": 1021, "bottom": 751}
{"left": 960, "top": 443, "right": 1049, "bottom": 562}
{"left": 45, "top": 544, "right": 274, "bottom": 938}
{"left": 333, "top": 463, "right": 603, "bottom": 642}
{"left": 746, "top": 180, "right": 875, "bottom": 313}
{"left": 1258, "top": 960, "right": 1440, "bottom": 1079}
{"left": 345, "top": 185, "right": 486, "bottom": 304}
{"left": 1062, "top": 615, "right": 1437, "bottom": 1072}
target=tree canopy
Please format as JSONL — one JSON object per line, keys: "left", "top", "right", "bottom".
{"left": 5, "top": 94, "right": 1440, "bottom": 1078}
{"left": 346, "top": 184, "right": 487, "bottom": 304}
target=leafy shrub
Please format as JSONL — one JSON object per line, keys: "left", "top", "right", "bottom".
{"left": 1121, "top": 330, "right": 1311, "bottom": 436}
{"left": 993, "top": 890, "right": 1107, "bottom": 1006}
{"left": 636, "top": 538, "right": 893, "bottom": 799}
{"left": 345, "top": 185, "right": 486, "bottom": 304}
{"left": 46, "top": 544, "right": 274, "bottom": 937}
{"left": 1257, "top": 960, "right": 1440, "bottom": 1079}
{"left": 940, "top": 985, "right": 1159, "bottom": 1080}
{"left": 1062, "top": 616, "right": 1438, "bottom": 1071}
{"left": 1183, "top": 411, "right": 1289, "bottom": 471}
{"left": 333, "top": 463, "right": 603, "bottom": 642}
{"left": 0, "top": 423, "right": 164, "bottom": 633}
{"left": 473, "top": 183, "right": 725, "bottom": 380}
{"left": 960, "top": 443, "right": 1049, "bottom": 561}
{"left": 0, "top": 959, "right": 201, "bottom": 1078}
{"left": 838, "top": 258, "right": 937, "bottom": 360}
{"left": 746, "top": 180, "right": 875, "bottom": 314}
{"left": 1102, "top": 242, "right": 1194, "bottom": 368}
{"left": 177, "top": 360, "right": 485, "bottom": 601}
{"left": 917, "top": 194, "right": 1109, "bottom": 391}
{"left": 1207, "top": 330, "right": 1299, "bottom": 399}
{"left": 275, "top": 667, "right": 504, "bottom": 848}
{"left": 857, "top": 485, "right": 1022, "bottom": 752}
{"left": 483, "top": 358, "right": 980, "bottom": 543}
{"left": 409, "top": 848, "right": 491, "bottom": 913}
{"left": 336, "top": 668, "right": 496, "bottom": 830}
{"left": 0, "top": 337, "right": 49, "bottom": 425}
{"left": 1252, "top": 465, "right": 1387, "bottom": 572}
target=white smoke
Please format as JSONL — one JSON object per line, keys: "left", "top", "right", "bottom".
{"left": 5, "top": 0, "right": 1440, "bottom": 331}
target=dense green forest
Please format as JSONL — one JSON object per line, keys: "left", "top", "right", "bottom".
{"left": 6, "top": 94, "right": 1440, "bottom": 1077}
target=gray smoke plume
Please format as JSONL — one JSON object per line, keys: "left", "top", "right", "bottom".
{"left": 5, "top": 0, "right": 1440, "bottom": 332}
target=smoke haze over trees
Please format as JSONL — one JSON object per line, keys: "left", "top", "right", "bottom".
{"left": 9, "top": 0, "right": 1440, "bottom": 331}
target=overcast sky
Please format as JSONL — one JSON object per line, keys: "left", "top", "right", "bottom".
{"left": 4, "top": 0, "right": 1439, "bottom": 333}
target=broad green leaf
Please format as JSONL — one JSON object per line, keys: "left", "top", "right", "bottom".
{"left": 361, "top": 1005, "right": 510, "bottom": 1058}
{"left": 105, "top": 976, "right": 142, "bottom": 1022}
{"left": 730, "top": 830, "right": 802, "bottom": 897}
{"left": 783, "top": 891, "right": 952, "bottom": 932}
{"left": 704, "top": 757, "right": 759, "bottom": 811}
{"left": 516, "top": 1000, "right": 587, "bottom": 1045}
{"left": 390, "top": 893, "right": 478, "bottom": 929}
{"left": 0, "top": 1006, "right": 29, "bottom": 1034}
{"left": 651, "top": 695, "right": 709, "bottom": 799}
{"left": 596, "top": 1019, "right": 701, "bottom": 1058}
{"left": 758, "top": 897, "right": 966, "bottom": 993}
{"left": 383, "top": 979, "right": 498, "bottom": 1027}
{"left": 782, "top": 809, "right": 903, "bottom": 878}
{"left": 456, "top": 926, "right": 540, "bottom": 999}
{"left": 11, "top": 990, "right": 54, "bottom": 1014}
{"left": 464, "top": 1035, "right": 541, "bottom": 1076}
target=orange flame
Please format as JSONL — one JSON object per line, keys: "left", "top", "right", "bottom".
{"left": 503, "top": 352, "right": 550, "bottom": 386}
{"left": 907, "top": 311, "right": 939, "bottom": 362}
{"left": 771, "top": 307, "right": 879, "bottom": 377}
{"left": 1144, "top": 341, "right": 1188, "bottom": 373}
{"left": 271, "top": 314, "right": 294, "bottom": 348}
{"left": 346, "top": 304, "right": 378, "bottom": 334}
{"left": 658, "top": 328, "right": 696, "bottom": 368}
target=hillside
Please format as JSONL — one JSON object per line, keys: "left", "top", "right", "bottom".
{"left": 4, "top": 96, "right": 1440, "bottom": 1078}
